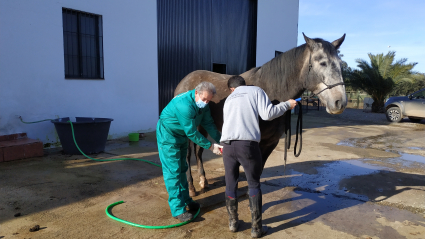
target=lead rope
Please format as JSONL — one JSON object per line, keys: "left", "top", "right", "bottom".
{"left": 283, "top": 101, "right": 303, "bottom": 175}
{"left": 282, "top": 50, "right": 345, "bottom": 175}
{"left": 282, "top": 53, "right": 312, "bottom": 176}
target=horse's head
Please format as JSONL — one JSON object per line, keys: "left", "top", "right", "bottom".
{"left": 303, "top": 33, "right": 347, "bottom": 114}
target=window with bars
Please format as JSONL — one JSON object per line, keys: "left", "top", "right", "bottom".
{"left": 62, "top": 8, "right": 104, "bottom": 79}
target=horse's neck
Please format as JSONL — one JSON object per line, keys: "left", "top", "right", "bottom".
{"left": 246, "top": 48, "right": 308, "bottom": 102}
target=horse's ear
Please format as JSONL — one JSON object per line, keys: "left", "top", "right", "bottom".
{"left": 331, "top": 34, "right": 346, "bottom": 49}
{"left": 303, "top": 32, "right": 316, "bottom": 50}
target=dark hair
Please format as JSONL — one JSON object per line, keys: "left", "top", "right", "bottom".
{"left": 227, "top": 75, "right": 246, "bottom": 89}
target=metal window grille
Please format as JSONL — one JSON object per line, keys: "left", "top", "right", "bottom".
{"left": 62, "top": 8, "right": 104, "bottom": 79}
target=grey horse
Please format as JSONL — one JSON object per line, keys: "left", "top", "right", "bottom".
{"left": 174, "top": 33, "right": 347, "bottom": 196}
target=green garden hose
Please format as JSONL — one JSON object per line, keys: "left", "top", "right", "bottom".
{"left": 19, "top": 116, "right": 200, "bottom": 229}
{"left": 18, "top": 116, "right": 54, "bottom": 124}
{"left": 105, "top": 201, "right": 200, "bottom": 229}
{"left": 68, "top": 120, "right": 200, "bottom": 229}
{"left": 68, "top": 121, "right": 162, "bottom": 167}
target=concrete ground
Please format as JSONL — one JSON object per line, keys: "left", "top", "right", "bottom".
{"left": 1, "top": 109, "right": 425, "bottom": 239}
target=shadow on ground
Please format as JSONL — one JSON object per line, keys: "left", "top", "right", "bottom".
{"left": 193, "top": 158, "right": 425, "bottom": 238}
{"left": 0, "top": 140, "right": 162, "bottom": 224}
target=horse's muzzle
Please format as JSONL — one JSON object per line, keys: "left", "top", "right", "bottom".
{"left": 327, "top": 99, "right": 346, "bottom": 114}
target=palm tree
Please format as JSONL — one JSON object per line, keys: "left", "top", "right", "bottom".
{"left": 348, "top": 51, "right": 417, "bottom": 112}
{"left": 391, "top": 73, "right": 425, "bottom": 96}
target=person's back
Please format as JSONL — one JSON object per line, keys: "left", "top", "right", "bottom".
{"left": 220, "top": 85, "right": 291, "bottom": 143}
{"left": 220, "top": 75, "right": 296, "bottom": 238}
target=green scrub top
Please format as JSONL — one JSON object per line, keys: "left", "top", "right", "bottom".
{"left": 158, "top": 89, "right": 221, "bottom": 148}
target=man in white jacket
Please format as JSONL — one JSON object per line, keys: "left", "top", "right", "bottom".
{"left": 220, "top": 75, "right": 296, "bottom": 238}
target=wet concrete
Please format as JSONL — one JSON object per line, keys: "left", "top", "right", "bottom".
{"left": 396, "top": 153, "right": 425, "bottom": 165}
{"left": 1, "top": 110, "right": 425, "bottom": 238}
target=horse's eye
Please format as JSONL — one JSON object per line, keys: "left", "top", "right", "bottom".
{"left": 320, "top": 62, "right": 327, "bottom": 67}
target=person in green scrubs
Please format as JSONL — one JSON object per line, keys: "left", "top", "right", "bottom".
{"left": 157, "top": 82, "right": 223, "bottom": 222}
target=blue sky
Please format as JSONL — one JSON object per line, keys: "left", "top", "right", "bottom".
{"left": 297, "top": 0, "right": 425, "bottom": 73}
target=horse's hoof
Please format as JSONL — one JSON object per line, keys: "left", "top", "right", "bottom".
{"left": 199, "top": 176, "right": 209, "bottom": 189}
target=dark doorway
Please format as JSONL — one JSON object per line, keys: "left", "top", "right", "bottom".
{"left": 212, "top": 63, "right": 226, "bottom": 74}
{"left": 275, "top": 50, "right": 283, "bottom": 57}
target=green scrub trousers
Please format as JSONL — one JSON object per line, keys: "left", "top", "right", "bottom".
{"left": 157, "top": 89, "right": 221, "bottom": 217}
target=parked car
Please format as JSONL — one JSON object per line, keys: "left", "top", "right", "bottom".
{"left": 384, "top": 88, "right": 425, "bottom": 122}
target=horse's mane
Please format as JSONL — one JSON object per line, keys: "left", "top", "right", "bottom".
{"left": 254, "top": 44, "right": 307, "bottom": 100}
{"left": 252, "top": 38, "right": 337, "bottom": 100}
{"left": 259, "top": 44, "right": 306, "bottom": 82}
{"left": 260, "top": 38, "right": 336, "bottom": 80}
{"left": 311, "top": 38, "right": 338, "bottom": 56}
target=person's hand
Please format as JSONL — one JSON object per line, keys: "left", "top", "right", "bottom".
{"left": 286, "top": 99, "right": 297, "bottom": 110}
{"left": 209, "top": 143, "right": 223, "bottom": 155}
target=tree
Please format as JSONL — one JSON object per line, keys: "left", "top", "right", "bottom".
{"left": 338, "top": 50, "right": 357, "bottom": 92}
{"left": 391, "top": 73, "right": 425, "bottom": 96}
{"left": 348, "top": 51, "right": 417, "bottom": 112}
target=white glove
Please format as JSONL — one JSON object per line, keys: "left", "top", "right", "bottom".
{"left": 209, "top": 143, "right": 223, "bottom": 155}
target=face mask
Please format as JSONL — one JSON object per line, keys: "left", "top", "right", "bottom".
{"left": 196, "top": 100, "right": 207, "bottom": 108}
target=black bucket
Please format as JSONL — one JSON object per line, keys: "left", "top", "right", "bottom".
{"left": 51, "top": 117, "right": 113, "bottom": 155}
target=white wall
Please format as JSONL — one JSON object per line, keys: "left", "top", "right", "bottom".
{"left": 0, "top": 0, "right": 158, "bottom": 145}
{"left": 257, "top": 0, "right": 299, "bottom": 66}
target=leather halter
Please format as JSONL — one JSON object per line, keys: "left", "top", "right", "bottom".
{"left": 305, "top": 52, "right": 345, "bottom": 97}
{"left": 283, "top": 51, "right": 345, "bottom": 175}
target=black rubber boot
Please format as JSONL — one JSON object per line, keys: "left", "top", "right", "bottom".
{"left": 186, "top": 201, "right": 200, "bottom": 212}
{"left": 173, "top": 211, "right": 193, "bottom": 222}
{"left": 225, "top": 194, "right": 239, "bottom": 232}
{"left": 249, "top": 192, "right": 268, "bottom": 238}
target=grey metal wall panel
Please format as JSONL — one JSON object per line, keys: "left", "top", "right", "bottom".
{"left": 211, "top": 0, "right": 257, "bottom": 75}
{"left": 157, "top": 0, "right": 257, "bottom": 113}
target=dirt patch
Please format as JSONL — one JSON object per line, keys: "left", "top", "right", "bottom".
{"left": 1, "top": 111, "right": 425, "bottom": 238}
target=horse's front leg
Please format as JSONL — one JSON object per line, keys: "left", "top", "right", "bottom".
{"left": 186, "top": 140, "right": 197, "bottom": 197}
{"left": 196, "top": 126, "right": 209, "bottom": 191}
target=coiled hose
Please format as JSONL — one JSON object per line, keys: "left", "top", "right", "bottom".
{"left": 19, "top": 116, "right": 200, "bottom": 229}
{"left": 68, "top": 121, "right": 200, "bottom": 229}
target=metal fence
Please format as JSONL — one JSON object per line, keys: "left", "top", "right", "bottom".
{"left": 294, "top": 91, "right": 372, "bottom": 113}
{"left": 345, "top": 91, "right": 372, "bottom": 110}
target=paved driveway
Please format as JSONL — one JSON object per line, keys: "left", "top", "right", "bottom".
{"left": 1, "top": 109, "right": 424, "bottom": 238}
